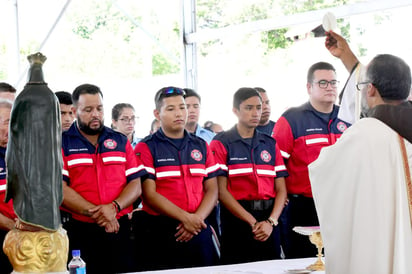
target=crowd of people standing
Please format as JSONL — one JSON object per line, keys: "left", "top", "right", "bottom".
{"left": 0, "top": 31, "right": 412, "bottom": 274}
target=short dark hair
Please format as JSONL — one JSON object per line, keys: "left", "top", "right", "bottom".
{"left": 233, "top": 87, "right": 262, "bottom": 110}
{"left": 367, "top": 54, "right": 411, "bottom": 100}
{"left": 307, "top": 62, "right": 336, "bottom": 83}
{"left": 183, "top": 88, "right": 201, "bottom": 103}
{"left": 72, "top": 84, "right": 103, "bottom": 106}
{"left": 254, "top": 87, "right": 266, "bottom": 93}
{"left": 112, "top": 103, "right": 134, "bottom": 121}
{"left": 55, "top": 91, "right": 73, "bottom": 105}
{"left": 154, "top": 86, "right": 185, "bottom": 110}
{"left": 0, "top": 82, "right": 16, "bottom": 93}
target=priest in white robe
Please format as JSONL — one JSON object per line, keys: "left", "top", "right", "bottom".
{"left": 309, "top": 53, "right": 412, "bottom": 274}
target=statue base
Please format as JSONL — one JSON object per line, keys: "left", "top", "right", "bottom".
{"left": 3, "top": 226, "right": 69, "bottom": 273}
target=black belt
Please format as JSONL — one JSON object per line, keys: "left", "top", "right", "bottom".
{"left": 238, "top": 199, "right": 274, "bottom": 211}
{"left": 288, "top": 194, "right": 313, "bottom": 200}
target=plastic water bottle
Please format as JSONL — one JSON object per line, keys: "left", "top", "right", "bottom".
{"left": 68, "top": 250, "right": 86, "bottom": 274}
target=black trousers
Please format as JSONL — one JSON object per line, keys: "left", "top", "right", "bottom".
{"left": 282, "top": 194, "right": 319, "bottom": 259}
{"left": 219, "top": 201, "right": 281, "bottom": 265}
{"left": 132, "top": 211, "right": 219, "bottom": 271}
{"left": 64, "top": 215, "right": 135, "bottom": 274}
{"left": 0, "top": 229, "right": 12, "bottom": 274}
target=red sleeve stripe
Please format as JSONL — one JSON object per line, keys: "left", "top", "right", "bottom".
{"left": 102, "top": 156, "right": 126, "bottom": 163}
{"left": 305, "top": 137, "right": 329, "bottom": 145}
{"left": 229, "top": 167, "right": 253, "bottom": 175}
{"left": 143, "top": 166, "right": 155, "bottom": 175}
{"left": 280, "top": 150, "right": 290, "bottom": 159}
{"left": 0, "top": 185, "right": 6, "bottom": 191}
{"left": 256, "top": 169, "right": 276, "bottom": 176}
{"left": 275, "top": 165, "right": 287, "bottom": 172}
{"left": 62, "top": 169, "right": 69, "bottom": 176}
{"left": 218, "top": 164, "right": 228, "bottom": 171}
{"left": 68, "top": 158, "right": 93, "bottom": 166}
{"left": 156, "top": 170, "right": 181, "bottom": 178}
{"left": 126, "top": 164, "right": 145, "bottom": 176}
{"left": 189, "top": 168, "right": 206, "bottom": 175}
{"left": 206, "top": 163, "right": 220, "bottom": 174}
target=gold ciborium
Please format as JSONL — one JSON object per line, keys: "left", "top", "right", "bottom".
{"left": 293, "top": 226, "right": 325, "bottom": 271}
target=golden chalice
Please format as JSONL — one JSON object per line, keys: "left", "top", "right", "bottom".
{"left": 293, "top": 226, "right": 325, "bottom": 271}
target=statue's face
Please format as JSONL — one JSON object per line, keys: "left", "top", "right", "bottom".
{"left": 0, "top": 106, "right": 11, "bottom": 147}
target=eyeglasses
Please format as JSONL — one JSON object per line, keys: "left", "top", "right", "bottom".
{"left": 313, "top": 80, "right": 339, "bottom": 89}
{"left": 155, "top": 87, "right": 186, "bottom": 102}
{"left": 356, "top": 81, "right": 371, "bottom": 91}
{"left": 118, "top": 117, "right": 136, "bottom": 123}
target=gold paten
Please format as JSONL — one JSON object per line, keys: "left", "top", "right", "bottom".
{"left": 3, "top": 227, "right": 69, "bottom": 273}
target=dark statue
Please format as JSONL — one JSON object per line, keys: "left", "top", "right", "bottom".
{"left": 5, "top": 52, "right": 63, "bottom": 231}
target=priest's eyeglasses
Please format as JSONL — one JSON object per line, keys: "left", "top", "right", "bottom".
{"left": 356, "top": 81, "right": 371, "bottom": 91}
{"left": 313, "top": 80, "right": 339, "bottom": 89}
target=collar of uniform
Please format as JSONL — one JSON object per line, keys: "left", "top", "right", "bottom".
{"left": 226, "top": 125, "right": 266, "bottom": 148}
{"left": 304, "top": 101, "right": 339, "bottom": 116}
{"left": 0, "top": 146, "right": 6, "bottom": 158}
{"left": 195, "top": 124, "right": 215, "bottom": 143}
{"left": 154, "top": 127, "right": 195, "bottom": 144}
{"left": 65, "top": 121, "right": 112, "bottom": 146}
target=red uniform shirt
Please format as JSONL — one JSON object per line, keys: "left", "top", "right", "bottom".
{"left": 62, "top": 123, "right": 147, "bottom": 223}
{"left": 210, "top": 126, "right": 288, "bottom": 201}
{"left": 135, "top": 129, "right": 220, "bottom": 215}
{"left": 273, "top": 102, "right": 350, "bottom": 197}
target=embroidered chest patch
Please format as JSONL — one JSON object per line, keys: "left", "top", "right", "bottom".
{"left": 104, "top": 139, "right": 117, "bottom": 149}
{"left": 260, "top": 150, "right": 272, "bottom": 162}
{"left": 191, "top": 149, "right": 203, "bottom": 161}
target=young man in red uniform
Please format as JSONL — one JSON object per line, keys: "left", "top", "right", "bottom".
{"left": 134, "top": 86, "right": 220, "bottom": 271}
{"left": 0, "top": 99, "right": 15, "bottom": 274}
{"left": 61, "top": 84, "right": 146, "bottom": 274}
{"left": 210, "top": 87, "right": 288, "bottom": 264}
{"left": 273, "top": 62, "right": 351, "bottom": 258}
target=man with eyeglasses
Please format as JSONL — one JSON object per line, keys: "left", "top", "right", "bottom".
{"left": 309, "top": 53, "right": 412, "bottom": 273}
{"left": 273, "top": 62, "right": 351, "bottom": 259}
{"left": 134, "top": 86, "right": 220, "bottom": 271}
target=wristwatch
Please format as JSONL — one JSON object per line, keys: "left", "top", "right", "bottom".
{"left": 267, "top": 217, "right": 278, "bottom": 226}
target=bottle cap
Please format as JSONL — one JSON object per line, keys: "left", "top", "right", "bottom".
{"left": 72, "top": 250, "right": 80, "bottom": 257}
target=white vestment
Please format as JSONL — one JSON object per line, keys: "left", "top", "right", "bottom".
{"left": 337, "top": 63, "right": 364, "bottom": 125}
{"left": 309, "top": 117, "right": 412, "bottom": 274}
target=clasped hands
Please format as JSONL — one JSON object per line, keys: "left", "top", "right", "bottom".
{"left": 175, "top": 212, "right": 206, "bottom": 243}
{"left": 252, "top": 220, "right": 273, "bottom": 242}
{"left": 89, "top": 203, "right": 119, "bottom": 233}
